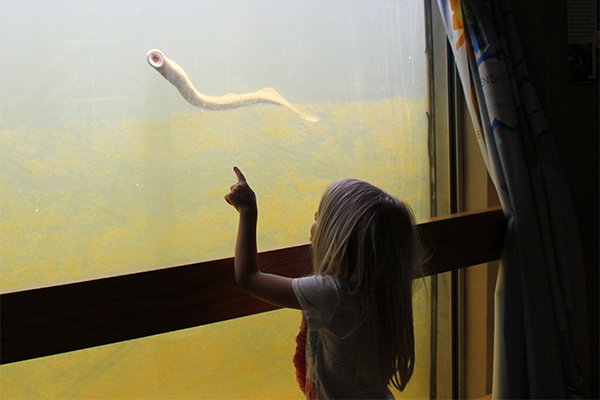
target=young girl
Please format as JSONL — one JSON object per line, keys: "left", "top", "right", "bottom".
{"left": 225, "top": 166, "right": 422, "bottom": 399}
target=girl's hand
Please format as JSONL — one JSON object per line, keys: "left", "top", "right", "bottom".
{"left": 224, "top": 166, "right": 300, "bottom": 310}
{"left": 225, "top": 167, "right": 257, "bottom": 214}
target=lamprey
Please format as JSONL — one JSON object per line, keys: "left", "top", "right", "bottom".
{"left": 147, "top": 49, "right": 318, "bottom": 122}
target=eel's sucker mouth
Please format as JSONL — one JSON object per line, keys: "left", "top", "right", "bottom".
{"left": 147, "top": 49, "right": 166, "bottom": 69}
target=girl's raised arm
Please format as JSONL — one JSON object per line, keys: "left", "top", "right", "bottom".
{"left": 224, "top": 167, "right": 301, "bottom": 310}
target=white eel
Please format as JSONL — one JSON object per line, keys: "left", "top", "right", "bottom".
{"left": 147, "top": 49, "right": 318, "bottom": 122}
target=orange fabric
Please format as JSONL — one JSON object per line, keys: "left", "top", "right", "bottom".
{"left": 293, "top": 314, "right": 316, "bottom": 399}
{"left": 293, "top": 316, "right": 307, "bottom": 392}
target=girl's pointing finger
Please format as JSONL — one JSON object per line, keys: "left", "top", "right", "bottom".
{"left": 233, "top": 166, "right": 247, "bottom": 183}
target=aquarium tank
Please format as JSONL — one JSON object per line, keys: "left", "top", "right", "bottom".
{"left": 0, "top": 1, "right": 436, "bottom": 398}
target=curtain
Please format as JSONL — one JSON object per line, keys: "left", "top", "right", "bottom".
{"left": 436, "top": 0, "right": 589, "bottom": 398}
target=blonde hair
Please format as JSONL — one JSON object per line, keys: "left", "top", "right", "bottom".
{"left": 311, "top": 178, "right": 422, "bottom": 392}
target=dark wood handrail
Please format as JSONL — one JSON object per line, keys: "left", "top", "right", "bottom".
{"left": 0, "top": 206, "right": 505, "bottom": 365}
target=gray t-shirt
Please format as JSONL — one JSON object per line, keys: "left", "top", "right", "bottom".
{"left": 292, "top": 275, "right": 394, "bottom": 399}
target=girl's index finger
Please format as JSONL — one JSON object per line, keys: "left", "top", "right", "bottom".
{"left": 233, "top": 166, "right": 247, "bottom": 183}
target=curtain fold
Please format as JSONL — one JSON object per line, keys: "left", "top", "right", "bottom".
{"left": 436, "top": 0, "right": 589, "bottom": 398}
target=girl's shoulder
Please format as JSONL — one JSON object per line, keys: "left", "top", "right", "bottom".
{"left": 292, "top": 275, "right": 343, "bottom": 330}
{"left": 292, "top": 274, "right": 341, "bottom": 303}
{"left": 293, "top": 275, "right": 363, "bottom": 333}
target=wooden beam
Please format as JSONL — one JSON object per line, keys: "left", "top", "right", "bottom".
{"left": 418, "top": 206, "right": 506, "bottom": 276}
{"left": 0, "top": 207, "right": 504, "bottom": 365}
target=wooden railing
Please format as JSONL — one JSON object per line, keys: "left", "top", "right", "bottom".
{"left": 0, "top": 206, "right": 505, "bottom": 365}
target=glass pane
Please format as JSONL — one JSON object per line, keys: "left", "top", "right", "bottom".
{"left": 1, "top": 1, "right": 436, "bottom": 398}
{"left": 0, "top": 0, "right": 428, "bottom": 290}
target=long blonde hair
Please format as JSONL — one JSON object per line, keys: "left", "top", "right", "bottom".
{"left": 311, "top": 178, "right": 422, "bottom": 392}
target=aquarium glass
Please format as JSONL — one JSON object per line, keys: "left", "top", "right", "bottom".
{"left": 0, "top": 0, "right": 434, "bottom": 398}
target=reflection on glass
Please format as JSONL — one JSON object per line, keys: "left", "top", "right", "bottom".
{"left": 0, "top": 1, "right": 432, "bottom": 398}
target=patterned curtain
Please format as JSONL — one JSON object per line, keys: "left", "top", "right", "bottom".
{"left": 436, "top": 0, "right": 589, "bottom": 398}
